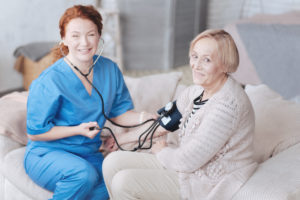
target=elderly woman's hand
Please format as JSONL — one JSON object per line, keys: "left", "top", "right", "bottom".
{"left": 151, "top": 139, "right": 167, "bottom": 154}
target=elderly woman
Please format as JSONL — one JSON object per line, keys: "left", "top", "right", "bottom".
{"left": 102, "top": 29, "right": 258, "bottom": 200}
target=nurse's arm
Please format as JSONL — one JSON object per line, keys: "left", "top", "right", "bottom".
{"left": 27, "top": 122, "right": 100, "bottom": 141}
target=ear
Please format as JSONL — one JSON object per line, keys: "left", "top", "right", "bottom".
{"left": 61, "top": 37, "right": 67, "bottom": 46}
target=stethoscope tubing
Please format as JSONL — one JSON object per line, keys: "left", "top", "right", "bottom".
{"left": 60, "top": 39, "right": 160, "bottom": 151}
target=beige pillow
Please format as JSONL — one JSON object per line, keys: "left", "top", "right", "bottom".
{"left": 0, "top": 92, "right": 28, "bottom": 145}
{"left": 124, "top": 72, "right": 183, "bottom": 113}
{"left": 245, "top": 84, "right": 300, "bottom": 163}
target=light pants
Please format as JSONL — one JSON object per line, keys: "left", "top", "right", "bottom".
{"left": 102, "top": 151, "right": 181, "bottom": 200}
{"left": 24, "top": 148, "right": 109, "bottom": 200}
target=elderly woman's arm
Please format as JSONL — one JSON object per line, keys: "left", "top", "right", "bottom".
{"left": 156, "top": 100, "right": 238, "bottom": 173}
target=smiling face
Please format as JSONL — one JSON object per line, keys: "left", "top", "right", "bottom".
{"left": 190, "top": 37, "right": 226, "bottom": 89}
{"left": 63, "top": 18, "right": 100, "bottom": 67}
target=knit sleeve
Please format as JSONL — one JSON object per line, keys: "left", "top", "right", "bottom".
{"left": 156, "top": 98, "right": 239, "bottom": 173}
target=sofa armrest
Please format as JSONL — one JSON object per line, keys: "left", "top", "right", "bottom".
{"left": 0, "top": 135, "right": 23, "bottom": 163}
{"left": 233, "top": 143, "right": 300, "bottom": 200}
{"left": 0, "top": 135, "right": 24, "bottom": 200}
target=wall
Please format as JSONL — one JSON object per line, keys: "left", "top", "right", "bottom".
{"left": 0, "top": 0, "right": 96, "bottom": 93}
{"left": 109, "top": 0, "right": 206, "bottom": 71}
{"left": 1, "top": 0, "right": 300, "bottom": 93}
{"left": 207, "top": 0, "right": 300, "bottom": 28}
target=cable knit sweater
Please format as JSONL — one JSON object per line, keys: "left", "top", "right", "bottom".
{"left": 157, "top": 76, "right": 257, "bottom": 200}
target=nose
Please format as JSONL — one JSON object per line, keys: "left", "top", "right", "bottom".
{"left": 191, "top": 59, "right": 202, "bottom": 70}
{"left": 80, "top": 36, "right": 88, "bottom": 45}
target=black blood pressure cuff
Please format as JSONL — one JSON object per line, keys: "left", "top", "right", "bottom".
{"left": 157, "top": 101, "right": 182, "bottom": 132}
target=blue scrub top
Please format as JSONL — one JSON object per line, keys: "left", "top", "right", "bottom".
{"left": 26, "top": 56, "right": 134, "bottom": 156}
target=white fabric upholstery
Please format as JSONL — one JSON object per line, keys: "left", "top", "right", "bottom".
{"left": 0, "top": 135, "right": 23, "bottom": 200}
{"left": 4, "top": 179, "right": 33, "bottom": 200}
{"left": 233, "top": 143, "right": 300, "bottom": 200}
{"left": 124, "top": 72, "right": 183, "bottom": 113}
{"left": 2, "top": 147, "right": 52, "bottom": 200}
{"left": 0, "top": 76, "right": 299, "bottom": 199}
{"left": 245, "top": 84, "right": 300, "bottom": 163}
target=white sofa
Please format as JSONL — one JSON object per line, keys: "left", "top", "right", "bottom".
{"left": 1, "top": 70, "right": 300, "bottom": 199}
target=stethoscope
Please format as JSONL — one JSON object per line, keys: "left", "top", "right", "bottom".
{"left": 60, "top": 38, "right": 163, "bottom": 151}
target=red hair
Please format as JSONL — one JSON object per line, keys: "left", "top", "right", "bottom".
{"left": 51, "top": 5, "right": 103, "bottom": 63}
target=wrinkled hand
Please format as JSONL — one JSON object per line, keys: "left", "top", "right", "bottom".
{"left": 78, "top": 122, "right": 100, "bottom": 139}
{"left": 151, "top": 140, "right": 167, "bottom": 154}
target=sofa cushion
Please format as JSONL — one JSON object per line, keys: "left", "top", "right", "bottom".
{"left": 0, "top": 92, "right": 28, "bottom": 145}
{"left": 245, "top": 84, "right": 300, "bottom": 163}
{"left": 1, "top": 147, "right": 52, "bottom": 200}
{"left": 4, "top": 179, "right": 38, "bottom": 200}
{"left": 233, "top": 143, "right": 300, "bottom": 200}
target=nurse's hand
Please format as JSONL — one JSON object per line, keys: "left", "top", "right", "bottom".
{"left": 78, "top": 122, "right": 100, "bottom": 139}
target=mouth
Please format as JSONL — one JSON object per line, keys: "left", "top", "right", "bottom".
{"left": 193, "top": 69, "right": 205, "bottom": 77}
{"left": 78, "top": 48, "right": 93, "bottom": 54}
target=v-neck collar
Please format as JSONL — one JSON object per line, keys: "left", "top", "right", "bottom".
{"left": 62, "top": 58, "right": 96, "bottom": 97}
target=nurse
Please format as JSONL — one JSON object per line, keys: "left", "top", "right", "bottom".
{"left": 24, "top": 5, "right": 151, "bottom": 200}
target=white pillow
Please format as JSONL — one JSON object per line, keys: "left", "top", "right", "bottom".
{"left": 124, "top": 72, "right": 182, "bottom": 113}
{"left": 245, "top": 84, "right": 300, "bottom": 163}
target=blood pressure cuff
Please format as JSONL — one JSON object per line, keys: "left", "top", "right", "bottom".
{"left": 157, "top": 101, "right": 182, "bottom": 132}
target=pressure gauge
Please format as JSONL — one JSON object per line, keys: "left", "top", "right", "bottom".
{"left": 164, "top": 101, "right": 173, "bottom": 112}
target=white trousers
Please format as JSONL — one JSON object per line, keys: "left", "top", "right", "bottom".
{"left": 103, "top": 151, "right": 181, "bottom": 200}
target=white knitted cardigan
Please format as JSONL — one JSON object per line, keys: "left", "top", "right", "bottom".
{"left": 157, "top": 76, "right": 257, "bottom": 200}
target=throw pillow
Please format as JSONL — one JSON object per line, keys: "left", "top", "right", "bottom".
{"left": 245, "top": 84, "right": 300, "bottom": 163}
{"left": 0, "top": 92, "right": 28, "bottom": 145}
{"left": 124, "top": 71, "right": 183, "bottom": 113}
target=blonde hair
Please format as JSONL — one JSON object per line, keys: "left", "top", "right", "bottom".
{"left": 189, "top": 29, "right": 239, "bottom": 73}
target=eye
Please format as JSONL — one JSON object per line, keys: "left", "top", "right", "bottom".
{"left": 191, "top": 54, "right": 198, "bottom": 59}
{"left": 203, "top": 57, "right": 210, "bottom": 62}
{"left": 72, "top": 35, "right": 79, "bottom": 38}
{"left": 88, "top": 33, "right": 96, "bottom": 37}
